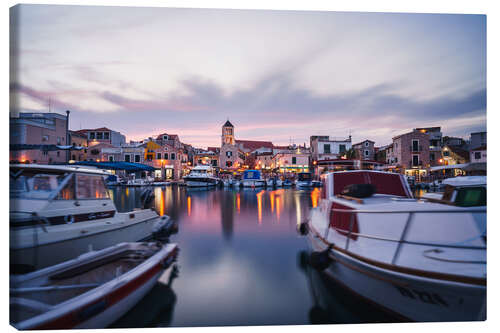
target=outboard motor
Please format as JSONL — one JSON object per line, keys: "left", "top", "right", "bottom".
{"left": 341, "top": 184, "right": 376, "bottom": 198}
{"left": 152, "top": 215, "right": 179, "bottom": 241}
{"left": 140, "top": 188, "right": 155, "bottom": 209}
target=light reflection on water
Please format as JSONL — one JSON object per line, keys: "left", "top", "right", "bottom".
{"left": 110, "top": 186, "right": 396, "bottom": 327}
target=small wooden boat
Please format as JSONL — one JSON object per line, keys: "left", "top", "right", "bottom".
{"left": 10, "top": 242, "right": 179, "bottom": 330}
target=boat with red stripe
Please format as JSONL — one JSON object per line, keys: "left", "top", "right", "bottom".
{"left": 299, "top": 170, "right": 486, "bottom": 322}
{"left": 10, "top": 242, "right": 178, "bottom": 329}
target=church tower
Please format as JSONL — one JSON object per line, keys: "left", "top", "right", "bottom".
{"left": 222, "top": 120, "right": 235, "bottom": 146}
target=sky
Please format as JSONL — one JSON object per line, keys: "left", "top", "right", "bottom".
{"left": 9, "top": 5, "right": 486, "bottom": 148}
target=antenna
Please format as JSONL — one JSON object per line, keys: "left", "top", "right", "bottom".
{"left": 48, "top": 97, "right": 51, "bottom": 113}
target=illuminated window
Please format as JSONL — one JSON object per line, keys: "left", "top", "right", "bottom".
{"left": 76, "top": 174, "right": 109, "bottom": 199}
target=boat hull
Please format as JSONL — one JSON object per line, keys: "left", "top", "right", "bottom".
{"left": 307, "top": 227, "right": 486, "bottom": 322}
{"left": 11, "top": 212, "right": 161, "bottom": 272}
{"left": 242, "top": 180, "right": 266, "bottom": 188}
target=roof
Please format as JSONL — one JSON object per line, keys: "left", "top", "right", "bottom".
{"left": 156, "top": 133, "right": 179, "bottom": 141}
{"left": 444, "top": 146, "right": 469, "bottom": 160}
{"left": 352, "top": 140, "right": 375, "bottom": 146}
{"left": 471, "top": 145, "right": 487, "bottom": 151}
{"left": 73, "top": 161, "right": 155, "bottom": 172}
{"left": 207, "top": 147, "right": 219, "bottom": 153}
{"left": 223, "top": 120, "right": 234, "bottom": 127}
{"left": 430, "top": 163, "right": 470, "bottom": 172}
{"left": 236, "top": 139, "right": 274, "bottom": 150}
{"left": 75, "top": 127, "right": 112, "bottom": 134}
{"left": 10, "top": 164, "right": 111, "bottom": 175}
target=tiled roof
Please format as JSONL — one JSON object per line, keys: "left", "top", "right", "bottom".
{"left": 236, "top": 139, "right": 274, "bottom": 150}
{"left": 223, "top": 120, "right": 234, "bottom": 127}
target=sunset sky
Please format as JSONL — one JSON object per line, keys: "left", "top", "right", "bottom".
{"left": 10, "top": 5, "right": 486, "bottom": 148}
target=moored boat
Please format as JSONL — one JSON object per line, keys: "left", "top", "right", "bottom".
{"left": 10, "top": 164, "right": 174, "bottom": 273}
{"left": 241, "top": 170, "right": 266, "bottom": 188}
{"left": 183, "top": 165, "right": 218, "bottom": 187}
{"left": 301, "top": 170, "right": 486, "bottom": 322}
{"left": 296, "top": 172, "right": 313, "bottom": 188}
{"left": 10, "top": 242, "right": 178, "bottom": 330}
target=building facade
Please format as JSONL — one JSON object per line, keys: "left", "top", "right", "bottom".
{"left": 352, "top": 140, "right": 375, "bottom": 160}
{"left": 310, "top": 135, "right": 352, "bottom": 161}
{"left": 469, "top": 132, "right": 486, "bottom": 150}
{"left": 415, "top": 127, "right": 442, "bottom": 166}
{"left": 392, "top": 130, "right": 430, "bottom": 179}
{"left": 75, "top": 127, "right": 126, "bottom": 147}
{"left": 10, "top": 112, "right": 68, "bottom": 164}
{"left": 470, "top": 145, "right": 486, "bottom": 164}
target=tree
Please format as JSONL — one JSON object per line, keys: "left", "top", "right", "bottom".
{"left": 342, "top": 148, "right": 357, "bottom": 159}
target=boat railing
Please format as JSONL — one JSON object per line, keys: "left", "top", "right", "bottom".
{"left": 324, "top": 207, "right": 486, "bottom": 265}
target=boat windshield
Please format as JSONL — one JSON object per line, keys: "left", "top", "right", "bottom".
{"left": 10, "top": 172, "right": 65, "bottom": 200}
{"left": 298, "top": 173, "right": 312, "bottom": 181}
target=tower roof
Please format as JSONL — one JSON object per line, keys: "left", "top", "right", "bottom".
{"left": 223, "top": 120, "right": 234, "bottom": 127}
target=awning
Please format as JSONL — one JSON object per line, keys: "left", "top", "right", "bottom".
{"left": 10, "top": 144, "right": 84, "bottom": 151}
{"left": 462, "top": 162, "right": 486, "bottom": 172}
{"left": 430, "top": 163, "right": 469, "bottom": 171}
{"left": 72, "top": 161, "right": 155, "bottom": 172}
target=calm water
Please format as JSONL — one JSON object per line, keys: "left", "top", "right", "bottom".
{"left": 109, "top": 186, "right": 398, "bottom": 327}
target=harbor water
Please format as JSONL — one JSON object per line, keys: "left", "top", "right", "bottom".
{"left": 109, "top": 186, "right": 399, "bottom": 327}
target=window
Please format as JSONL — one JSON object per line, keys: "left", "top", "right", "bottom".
{"left": 163, "top": 135, "right": 169, "bottom": 140}
{"left": 104, "top": 132, "right": 110, "bottom": 140}
{"left": 135, "top": 155, "right": 141, "bottom": 163}
{"left": 108, "top": 156, "right": 114, "bottom": 162}
{"left": 164, "top": 153, "right": 169, "bottom": 160}
{"left": 412, "top": 140, "right": 419, "bottom": 152}
{"left": 226, "top": 151, "right": 232, "bottom": 157}
{"left": 212, "top": 159, "right": 217, "bottom": 167}
{"left": 72, "top": 154, "right": 76, "bottom": 160}
{"left": 443, "top": 151, "right": 450, "bottom": 157}
{"left": 171, "top": 153, "right": 176, "bottom": 160}
{"left": 365, "top": 141, "right": 369, "bottom": 147}
{"left": 76, "top": 174, "right": 109, "bottom": 199}
{"left": 339, "top": 145, "right": 346, "bottom": 153}
{"left": 96, "top": 132, "right": 103, "bottom": 140}
{"left": 226, "top": 161, "right": 232, "bottom": 167}
{"left": 412, "top": 155, "right": 419, "bottom": 166}
{"left": 324, "top": 144, "right": 331, "bottom": 153}
{"left": 57, "top": 175, "right": 75, "bottom": 200}
{"left": 124, "top": 154, "right": 131, "bottom": 162}
{"left": 146, "top": 154, "right": 153, "bottom": 161}
{"left": 56, "top": 151, "right": 60, "bottom": 157}
{"left": 89, "top": 132, "right": 95, "bottom": 139}
{"left": 430, "top": 153, "right": 435, "bottom": 161}
{"left": 292, "top": 157, "right": 297, "bottom": 164}
{"left": 474, "top": 152, "right": 481, "bottom": 160}
{"left": 57, "top": 136, "right": 61, "bottom": 144}
{"left": 364, "top": 150, "right": 369, "bottom": 157}
{"left": 157, "top": 153, "right": 162, "bottom": 160}
{"left": 42, "top": 135, "right": 49, "bottom": 142}
{"left": 43, "top": 151, "right": 48, "bottom": 156}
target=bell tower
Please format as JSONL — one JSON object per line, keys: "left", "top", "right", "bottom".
{"left": 222, "top": 119, "right": 235, "bottom": 146}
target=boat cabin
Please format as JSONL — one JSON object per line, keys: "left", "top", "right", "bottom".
{"left": 297, "top": 172, "right": 312, "bottom": 182}
{"left": 10, "top": 164, "right": 116, "bottom": 227}
{"left": 243, "top": 170, "right": 262, "bottom": 180}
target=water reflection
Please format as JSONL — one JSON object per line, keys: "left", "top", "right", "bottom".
{"left": 296, "top": 250, "right": 401, "bottom": 324}
{"left": 108, "top": 186, "right": 393, "bottom": 327}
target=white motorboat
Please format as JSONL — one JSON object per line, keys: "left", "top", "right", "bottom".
{"left": 266, "top": 178, "right": 275, "bottom": 188}
{"left": 10, "top": 164, "right": 174, "bottom": 273}
{"left": 241, "top": 170, "right": 266, "bottom": 188}
{"left": 10, "top": 242, "right": 178, "bottom": 330}
{"left": 151, "top": 181, "right": 171, "bottom": 186}
{"left": 296, "top": 172, "right": 313, "bottom": 188}
{"left": 421, "top": 176, "right": 486, "bottom": 201}
{"left": 183, "top": 165, "right": 218, "bottom": 187}
{"left": 275, "top": 179, "right": 283, "bottom": 187}
{"left": 282, "top": 179, "right": 293, "bottom": 187}
{"left": 126, "top": 178, "right": 151, "bottom": 187}
{"left": 302, "top": 170, "right": 486, "bottom": 322}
